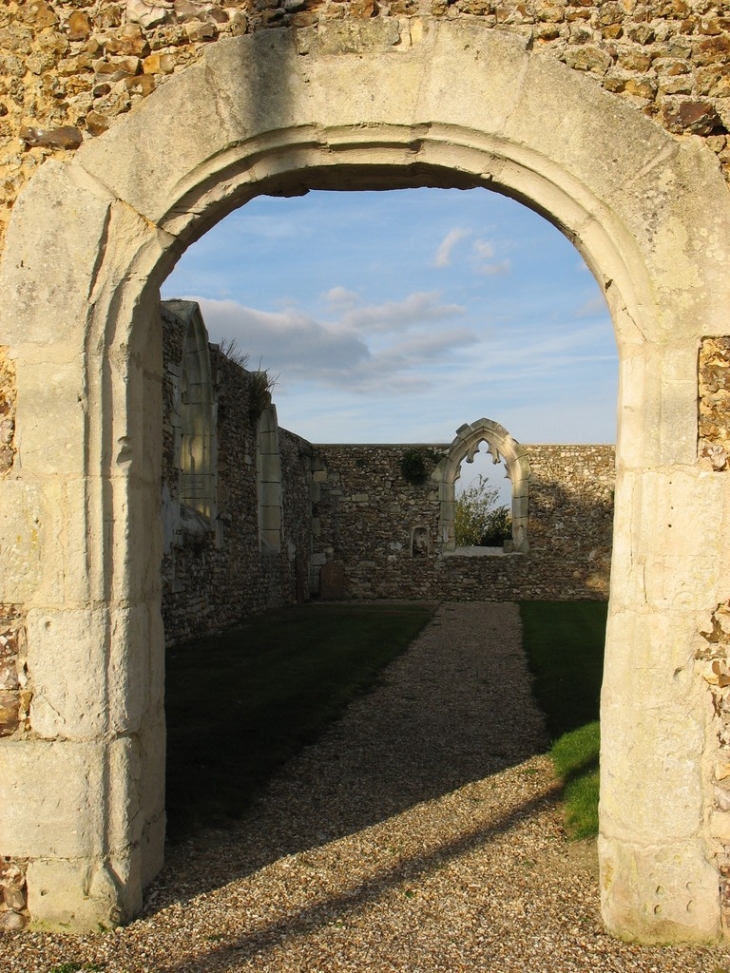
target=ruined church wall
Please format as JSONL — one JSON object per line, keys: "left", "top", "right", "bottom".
{"left": 160, "top": 308, "right": 311, "bottom": 647}
{"left": 311, "top": 442, "right": 615, "bottom": 601}
{"left": 159, "top": 304, "right": 614, "bottom": 643}
{"left": 158, "top": 321, "right": 616, "bottom": 649}
{"left": 0, "top": 0, "right": 729, "bottom": 256}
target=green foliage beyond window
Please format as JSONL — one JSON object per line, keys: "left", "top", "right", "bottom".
{"left": 454, "top": 473, "right": 512, "bottom": 546}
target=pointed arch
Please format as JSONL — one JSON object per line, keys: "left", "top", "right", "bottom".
{"left": 436, "top": 419, "right": 530, "bottom": 553}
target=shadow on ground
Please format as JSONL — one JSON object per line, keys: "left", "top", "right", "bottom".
{"left": 146, "top": 602, "right": 549, "bottom": 919}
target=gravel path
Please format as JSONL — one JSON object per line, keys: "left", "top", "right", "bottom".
{"left": 5, "top": 602, "right": 730, "bottom": 972}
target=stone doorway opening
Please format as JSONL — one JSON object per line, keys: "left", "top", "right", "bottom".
{"left": 1, "top": 22, "right": 729, "bottom": 941}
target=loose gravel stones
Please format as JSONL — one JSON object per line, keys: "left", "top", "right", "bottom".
{"left": 3, "top": 603, "right": 730, "bottom": 971}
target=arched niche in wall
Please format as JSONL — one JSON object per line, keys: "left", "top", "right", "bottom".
{"left": 256, "top": 400, "right": 283, "bottom": 553}
{"left": 435, "top": 419, "right": 530, "bottom": 553}
{"left": 168, "top": 300, "right": 217, "bottom": 522}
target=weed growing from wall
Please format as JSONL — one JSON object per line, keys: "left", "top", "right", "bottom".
{"left": 249, "top": 369, "right": 278, "bottom": 423}
{"left": 400, "top": 448, "right": 440, "bottom": 486}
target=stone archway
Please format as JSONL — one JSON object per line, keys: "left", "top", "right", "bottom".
{"left": 1, "top": 20, "right": 730, "bottom": 941}
{"left": 435, "top": 418, "right": 531, "bottom": 553}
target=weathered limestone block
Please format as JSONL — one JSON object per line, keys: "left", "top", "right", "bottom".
{"left": 25, "top": 858, "right": 130, "bottom": 932}
{"left": 0, "top": 742, "right": 107, "bottom": 858}
{"left": 0, "top": 482, "right": 42, "bottom": 606}
{"left": 610, "top": 469, "right": 726, "bottom": 613}
{"left": 14, "top": 350, "right": 88, "bottom": 477}
{"left": 25, "top": 607, "right": 157, "bottom": 742}
{"left": 599, "top": 837, "right": 721, "bottom": 943}
{"left": 0, "top": 162, "right": 113, "bottom": 347}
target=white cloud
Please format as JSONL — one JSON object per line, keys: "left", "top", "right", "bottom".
{"left": 433, "top": 228, "right": 470, "bottom": 267}
{"left": 194, "top": 298, "right": 369, "bottom": 373}
{"left": 340, "top": 291, "right": 466, "bottom": 333}
{"left": 324, "top": 286, "right": 359, "bottom": 309}
{"left": 479, "top": 258, "right": 512, "bottom": 276}
{"left": 188, "top": 295, "right": 475, "bottom": 396}
{"left": 472, "top": 239, "right": 511, "bottom": 276}
{"left": 388, "top": 327, "right": 476, "bottom": 360}
{"left": 473, "top": 239, "right": 496, "bottom": 260}
{"left": 575, "top": 294, "right": 608, "bottom": 318}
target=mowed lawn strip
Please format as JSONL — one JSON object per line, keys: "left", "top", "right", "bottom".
{"left": 165, "top": 603, "right": 436, "bottom": 841}
{"left": 520, "top": 600, "right": 607, "bottom": 839}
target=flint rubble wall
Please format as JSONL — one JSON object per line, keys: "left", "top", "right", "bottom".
{"left": 0, "top": 0, "right": 729, "bottom": 253}
{"left": 160, "top": 305, "right": 312, "bottom": 646}
{"left": 311, "top": 442, "right": 615, "bottom": 601}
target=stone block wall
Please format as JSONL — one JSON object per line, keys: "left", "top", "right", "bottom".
{"left": 311, "top": 442, "right": 615, "bottom": 601}
{"left": 527, "top": 444, "right": 614, "bottom": 588}
{"left": 0, "top": 0, "right": 726, "bottom": 939}
{"left": 1, "top": 0, "right": 729, "bottom": 254}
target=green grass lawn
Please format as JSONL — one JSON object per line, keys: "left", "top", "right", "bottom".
{"left": 520, "top": 600, "right": 607, "bottom": 839}
{"left": 166, "top": 599, "right": 606, "bottom": 843}
{"left": 165, "top": 603, "right": 435, "bottom": 841}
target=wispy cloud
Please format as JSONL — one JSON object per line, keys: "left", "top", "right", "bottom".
{"left": 340, "top": 292, "right": 466, "bottom": 333}
{"left": 324, "top": 286, "right": 359, "bottom": 310}
{"left": 575, "top": 294, "right": 608, "bottom": 318}
{"left": 472, "top": 239, "right": 512, "bottom": 276}
{"left": 194, "top": 299, "right": 369, "bottom": 372}
{"left": 479, "top": 258, "right": 512, "bottom": 276}
{"left": 190, "top": 294, "right": 475, "bottom": 395}
{"left": 433, "top": 228, "right": 470, "bottom": 267}
{"left": 473, "top": 239, "right": 495, "bottom": 260}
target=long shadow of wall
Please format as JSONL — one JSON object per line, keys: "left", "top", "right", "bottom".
{"left": 152, "top": 602, "right": 552, "bottom": 919}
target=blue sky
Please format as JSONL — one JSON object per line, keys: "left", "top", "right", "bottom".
{"left": 162, "top": 187, "right": 617, "bottom": 454}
